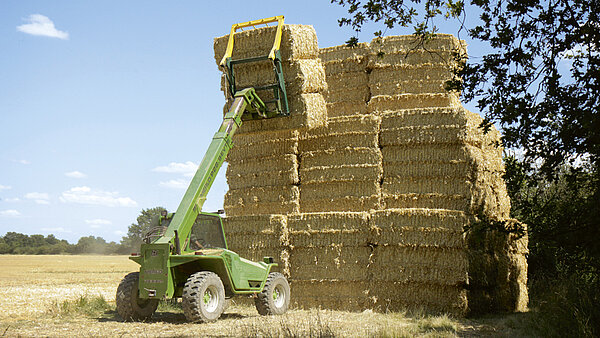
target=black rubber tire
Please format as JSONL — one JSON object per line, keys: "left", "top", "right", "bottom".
{"left": 182, "top": 271, "right": 226, "bottom": 323}
{"left": 255, "top": 272, "right": 290, "bottom": 315}
{"left": 116, "top": 272, "right": 159, "bottom": 321}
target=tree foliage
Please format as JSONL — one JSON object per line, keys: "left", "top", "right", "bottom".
{"left": 119, "top": 206, "right": 166, "bottom": 253}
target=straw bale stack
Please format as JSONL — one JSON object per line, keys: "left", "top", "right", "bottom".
{"left": 217, "top": 30, "right": 527, "bottom": 315}
{"left": 214, "top": 24, "right": 328, "bottom": 133}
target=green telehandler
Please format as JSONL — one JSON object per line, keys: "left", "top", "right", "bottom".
{"left": 116, "top": 16, "right": 292, "bottom": 323}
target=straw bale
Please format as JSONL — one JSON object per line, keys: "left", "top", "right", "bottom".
{"left": 291, "top": 280, "right": 370, "bottom": 311}
{"left": 326, "top": 85, "right": 371, "bottom": 103}
{"left": 219, "top": 59, "right": 327, "bottom": 97}
{"left": 368, "top": 93, "right": 460, "bottom": 112}
{"left": 301, "top": 195, "right": 381, "bottom": 213}
{"left": 369, "top": 65, "right": 455, "bottom": 84}
{"left": 226, "top": 93, "right": 328, "bottom": 134}
{"left": 227, "top": 154, "right": 297, "bottom": 176}
{"left": 382, "top": 193, "right": 469, "bottom": 211}
{"left": 371, "top": 246, "right": 467, "bottom": 269}
{"left": 380, "top": 107, "right": 478, "bottom": 128}
{"left": 227, "top": 131, "right": 298, "bottom": 162}
{"left": 226, "top": 232, "right": 282, "bottom": 249}
{"left": 369, "top": 34, "right": 465, "bottom": 54}
{"left": 369, "top": 263, "right": 467, "bottom": 285}
{"left": 383, "top": 177, "right": 472, "bottom": 196}
{"left": 369, "top": 50, "right": 464, "bottom": 68}
{"left": 300, "top": 163, "right": 382, "bottom": 184}
{"left": 213, "top": 24, "right": 319, "bottom": 63}
{"left": 288, "top": 246, "right": 371, "bottom": 280}
{"left": 381, "top": 144, "right": 475, "bottom": 163}
{"left": 371, "top": 208, "right": 469, "bottom": 231}
{"left": 369, "top": 226, "right": 465, "bottom": 248}
{"left": 289, "top": 229, "right": 368, "bottom": 248}
{"left": 302, "top": 148, "right": 381, "bottom": 168}
{"left": 224, "top": 185, "right": 299, "bottom": 216}
{"left": 319, "top": 43, "right": 371, "bottom": 63}
{"left": 379, "top": 125, "right": 482, "bottom": 147}
{"left": 368, "top": 281, "right": 468, "bottom": 314}
{"left": 326, "top": 100, "right": 369, "bottom": 118}
{"left": 302, "top": 114, "right": 380, "bottom": 138}
{"left": 299, "top": 132, "right": 378, "bottom": 152}
{"left": 222, "top": 214, "right": 287, "bottom": 235}
{"left": 301, "top": 180, "right": 380, "bottom": 201}
{"left": 322, "top": 58, "right": 368, "bottom": 74}
{"left": 288, "top": 211, "right": 370, "bottom": 231}
{"left": 384, "top": 161, "right": 471, "bottom": 178}
{"left": 325, "top": 71, "right": 369, "bottom": 91}
{"left": 226, "top": 155, "right": 298, "bottom": 189}
{"left": 370, "top": 79, "right": 453, "bottom": 96}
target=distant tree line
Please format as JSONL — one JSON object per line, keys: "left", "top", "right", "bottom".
{"left": 0, "top": 207, "right": 166, "bottom": 255}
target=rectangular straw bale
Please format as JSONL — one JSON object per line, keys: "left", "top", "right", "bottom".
{"left": 381, "top": 144, "right": 474, "bottom": 163}
{"left": 226, "top": 155, "right": 298, "bottom": 189}
{"left": 326, "top": 100, "right": 369, "bottom": 118}
{"left": 383, "top": 176, "right": 472, "bottom": 196}
{"left": 380, "top": 107, "right": 475, "bottom": 128}
{"left": 226, "top": 232, "right": 282, "bottom": 249}
{"left": 326, "top": 86, "right": 371, "bottom": 103}
{"left": 222, "top": 214, "right": 287, "bottom": 235}
{"left": 368, "top": 93, "right": 460, "bottom": 112}
{"left": 224, "top": 185, "right": 299, "bottom": 216}
{"left": 383, "top": 161, "right": 471, "bottom": 179}
{"left": 369, "top": 65, "right": 454, "bottom": 84}
{"left": 371, "top": 246, "right": 468, "bottom": 271}
{"left": 383, "top": 193, "right": 469, "bottom": 211}
{"left": 289, "top": 229, "right": 369, "bottom": 248}
{"left": 302, "top": 114, "right": 380, "bottom": 138}
{"left": 291, "top": 280, "right": 370, "bottom": 311}
{"left": 368, "top": 281, "right": 467, "bottom": 315}
{"left": 369, "top": 50, "right": 463, "bottom": 68}
{"left": 302, "top": 148, "right": 382, "bottom": 168}
{"left": 369, "top": 226, "right": 465, "bottom": 248}
{"left": 226, "top": 93, "right": 328, "bottom": 134}
{"left": 301, "top": 195, "right": 381, "bottom": 213}
{"left": 300, "top": 163, "right": 382, "bottom": 184}
{"left": 322, "top": 58, "right": 368, "bottom": 74}
{"left": 299, "top": 132, "right": 378, "bottom": 152}
{"left": 227, "top": 132, "right": 298, "bottom": 162}
{"left": 288, "top": 211, "right": 370, "bottom": 231}
{"left": 371, "top": 208, "right": 469, "bottom": 232}
{"left": 369, "top": 34, "right": 465, "bottom": 54}
{"left": 370, "top": 80, "right": 450, "bottom": 96}
{"left": 214, "top": 24, "right": 319, "bottom": 63}
{"left": 369, "top": 262, "right": 467, "bottom": 285}
{"left": 288, "top": 246, "right": 371, "bottom": 280}
{"left": 379, "top": 125, "right": 482, "bottom": 147}
{"left": 319, "top": 43, "right": 371, "bottom": 63}
{"left": 325, "top": 71, "right": 369, "bottom": 90}
{"left": 301, "top": 180, "right": 380, "bottom": 201}
{"left": 219, "top": 59, "right": 327, "bottom": 96}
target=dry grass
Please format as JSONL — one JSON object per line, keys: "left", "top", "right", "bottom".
{"left": 0, "top": 255, "right": 532, "bottom": 337}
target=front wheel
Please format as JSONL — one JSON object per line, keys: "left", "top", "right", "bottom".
{"left": 255, "top": 272, "right": 290, "bottom": 315}
{"left": 182, "top": 271, "right": 226, "bottom": 322}
{"left": 116, "top": 272, "right": 159, "bottom": 321}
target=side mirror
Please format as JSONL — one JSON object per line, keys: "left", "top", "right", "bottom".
{"left": 217, "top": 209, "right": 225, "bottom": 214}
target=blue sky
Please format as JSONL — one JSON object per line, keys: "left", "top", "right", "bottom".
{"left": 0, "top": 1, "right": 483, "bottom": 243}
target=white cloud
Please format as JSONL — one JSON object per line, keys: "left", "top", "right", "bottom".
{"left": 41, "top": 227, "right": 72, "bottom": 233}
{"left": 60, "top": 186, "right": 137, "bottom": 207}
{"left": 25, "top": 192, "right": 50, "bottom": 205}
{"left": 12, "top": 159, "right": 30, "bottom": 165}
{"left": 153, "top": 161, "right": 197, "bottom": 177}
{"left": 65, "top": 171, "right": 87, "bottom": 179}
{"left": 0, "top": 185, "right": 11, "bottom": 191}
{"left": 3, "top": 197, "right": 21, "bottom": 202}
{"left": 159, "top": 179, "right": 190, "bottom": 190}
{"left": 17, "top": 14, "right": 69, "bottom": 40}
{"left": 0, "top": 209, "right": 21, "bottom": 217}
{"left": 86, "top": 219, "right": 112, "bottom": 228}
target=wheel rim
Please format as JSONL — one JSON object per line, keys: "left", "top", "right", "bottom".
{"left": 203, "top": 285, "right": 219, "bottom": 313}
{"left": 273, "top": 284, "right": 285, "bottom": 308}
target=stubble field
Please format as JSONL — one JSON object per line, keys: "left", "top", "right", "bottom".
{"left": 0, "top": 255, "right": 531, "bottom": 337}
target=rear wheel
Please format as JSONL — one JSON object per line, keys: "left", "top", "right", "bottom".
{"left": 255, "top": 272, "right": 290, "bottom": 315}
{"left": 116, "top": 272, "right": 158, "bottom": 321}
{"left": 182, "top": 271, "right": 225, "bottom": 322}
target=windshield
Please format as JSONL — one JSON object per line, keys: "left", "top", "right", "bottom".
{"left": 188, "top": 214, "right": 227, "bottom": 250}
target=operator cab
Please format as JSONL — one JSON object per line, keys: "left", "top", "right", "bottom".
{"left": 188, "top": 213, "right": 227, "bottom": 251}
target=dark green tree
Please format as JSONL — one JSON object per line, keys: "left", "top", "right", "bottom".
{"left": 120, "top": 207, "right": 166, "bottom": 252}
